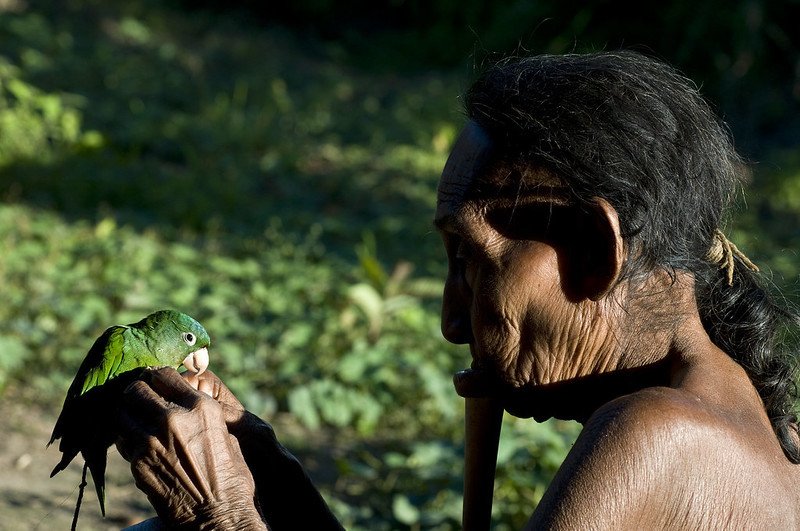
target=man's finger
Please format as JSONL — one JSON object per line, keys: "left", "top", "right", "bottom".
{"left": 195, "top": 377, "right": 216, "bottom": 398}
{"left": 148, "top": 368, "right": 203, "bottom": 409}
{"left": 116, "top": 408, "right": 161, "bottom": 462}
{"left": 182, "top": 370, "right": 220, "bottom": 398}
{"left": 181, "top": 369, "right": 246, "bottom": 426}
{"left": 124, "top": 379, "right": 175, "bottom": 420}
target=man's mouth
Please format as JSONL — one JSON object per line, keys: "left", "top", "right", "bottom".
{"left": 453, "top": 352, "right": 504, "bottom": 398}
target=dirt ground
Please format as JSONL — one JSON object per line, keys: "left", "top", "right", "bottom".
{"left": 0, "top": 397, "right": 156, "bottom": 530}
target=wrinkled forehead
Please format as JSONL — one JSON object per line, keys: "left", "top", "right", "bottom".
{"left": 435, "top": 121, "right": 569, "bottom": 226}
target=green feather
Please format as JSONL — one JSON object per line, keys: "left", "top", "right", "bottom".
{"left": 48, "top": 310, "right": 211, "bottom": 523}
{"left": 78, "top": 326, "right": 127, "bottom": 395}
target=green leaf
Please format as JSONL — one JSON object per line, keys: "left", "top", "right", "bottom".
{"left": 287, "top": 386, "right": 320, "bottom": 430}
{"left": 392, "top": 495, "right": 420, "bottom": 525}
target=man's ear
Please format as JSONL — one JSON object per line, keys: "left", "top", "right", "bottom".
{"left": 570, "top": 197, "right": 625, "bottom": 301}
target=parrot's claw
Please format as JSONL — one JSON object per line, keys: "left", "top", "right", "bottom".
{"left": 182, "top": 347, "right": 209, "bottom": 375}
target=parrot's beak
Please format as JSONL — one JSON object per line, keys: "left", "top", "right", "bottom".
{"left": 182, "top": 347, "right": 209, "bottom": 375}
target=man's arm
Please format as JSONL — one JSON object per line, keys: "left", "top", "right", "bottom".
{"left": 231, "top": 412, "right": 344, "bottom": 530}
{"left": 182, "top": 368, "right": 343, "bottom": 529}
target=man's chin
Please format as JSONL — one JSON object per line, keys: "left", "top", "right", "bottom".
{"left": 454, "top": 367, "right": 562, "bottom": 422}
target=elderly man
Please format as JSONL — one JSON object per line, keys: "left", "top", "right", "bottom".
{"left": 117, "top": 51, "right": 800, "bottom": 529}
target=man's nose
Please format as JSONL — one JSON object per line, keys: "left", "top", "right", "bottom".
{"left": 441, "top": 281, "right": 473, "bottom": 344}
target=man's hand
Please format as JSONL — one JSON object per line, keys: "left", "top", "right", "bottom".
{"left": 117, "top": 368, "right": 266, "bottom": 530}
{"left": 183, "top": 369, "right": 247, "bottom": 426}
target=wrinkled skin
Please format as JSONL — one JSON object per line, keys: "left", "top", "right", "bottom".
{"left": 116, "top": 368, "right": 342, "bottom": 530}
{"left": 115, "top": 121, "right": 800, "bottom": 529}
{"left": 117, "top": 369, "right": 265, "bottom": 530}
{"left": 436, "top": 123, "right": 627, "bottom": 393}
{"left": 438, "top": 122, "right": 800, "bottom": 529}
{"left": 438, "top": 122, "right": 642, "bottom": 413}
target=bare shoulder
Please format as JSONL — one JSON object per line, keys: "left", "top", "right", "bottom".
{"left": 585, "top": 386, "right": 732, "bottom": 444}
{"left": 527, "top": 387, "right": 800, "bottom": 529}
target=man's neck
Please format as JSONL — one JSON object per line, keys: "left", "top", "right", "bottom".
{"left": 503, "top": 356, "right": 675, "bottom": 423}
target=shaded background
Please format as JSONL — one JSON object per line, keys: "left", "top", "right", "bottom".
{"left": 1, "top": 0, "right": 798, "bottom": 528}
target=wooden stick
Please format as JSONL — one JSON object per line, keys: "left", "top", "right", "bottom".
{"left": 71, "top": 463, "right": 88, "bottom": 531}
{"left": 462, "top": 397, "right": 503, "bottom": 531}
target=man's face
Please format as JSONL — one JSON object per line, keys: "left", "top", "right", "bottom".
{"left": 435, "top": 122, "right": 604, "bottom": 390}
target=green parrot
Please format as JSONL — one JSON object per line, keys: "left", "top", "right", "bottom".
{"left": 48, "top": 309, "right": 211, "bottom": 521}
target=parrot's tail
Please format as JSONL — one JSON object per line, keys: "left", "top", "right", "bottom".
{"left": 85, "top": 449, "right": 107, "bottom": 517}
{"left": 49, "top": 448, "right": 78, "bottom": 478}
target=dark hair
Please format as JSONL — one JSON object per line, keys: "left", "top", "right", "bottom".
{"left": 465, "top": 51, "right": 800, "bottom": 462}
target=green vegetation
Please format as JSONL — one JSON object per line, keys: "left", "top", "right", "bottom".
{"left": 0, "top": 0, "right": 797, "bottom": 529}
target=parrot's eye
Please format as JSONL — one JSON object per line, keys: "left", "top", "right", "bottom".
{"left": 182, "top": 332, "right": 196, "bottom": 346}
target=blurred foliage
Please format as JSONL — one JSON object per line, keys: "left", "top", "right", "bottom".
{"left": 0, "top": 0, "right": 798, "bottom": 529}
{"left": 188, "top": 0, "right": 800, "bottom": 156}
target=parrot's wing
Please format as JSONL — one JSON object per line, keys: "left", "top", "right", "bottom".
{"left": 78, "top": 325, "right": 129, "bottom": 395}
{"left": 49, "top": 323, "right": 152, "bottom": 523}
{"left": 48, "top": 325, "right": 127, "bottom": 448}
